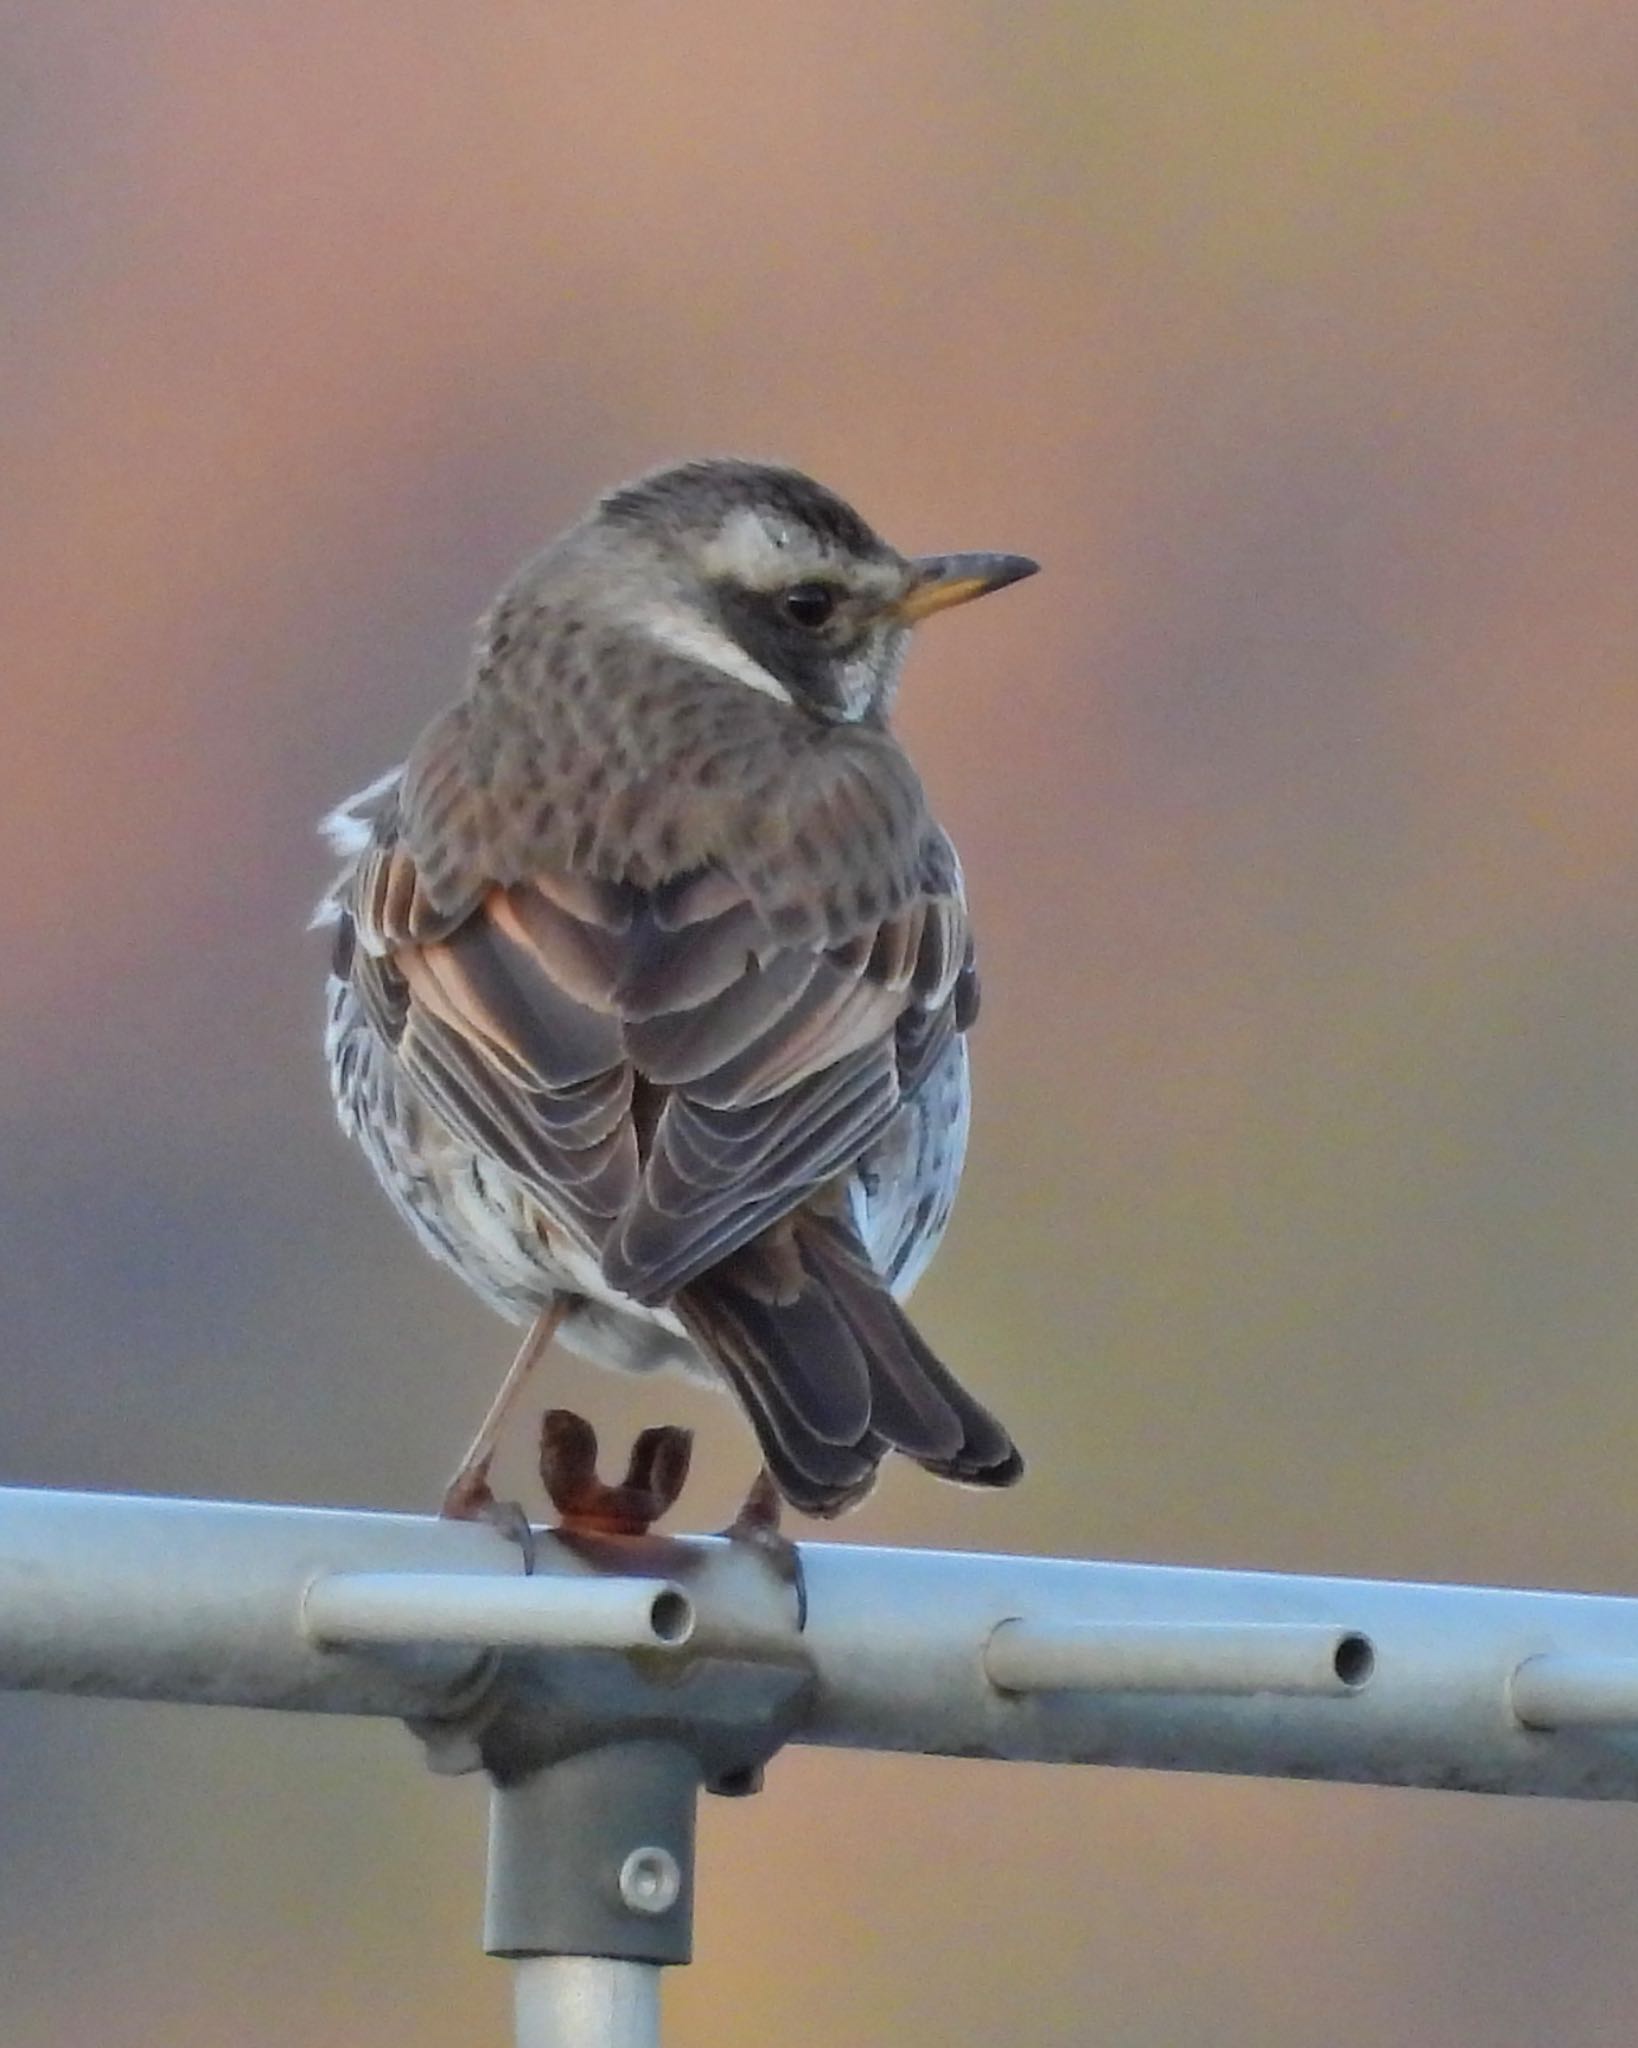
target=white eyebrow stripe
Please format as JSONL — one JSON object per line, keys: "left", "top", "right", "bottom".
{"left": 700, "top": 508, "right": 801, "bottom": 586}
{"left": 642, "top": 608, "right": 794, "bottom": 704}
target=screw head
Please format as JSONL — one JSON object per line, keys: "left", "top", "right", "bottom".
{"left": 618, "top": 1846, "right": 682, "bottom": 1916}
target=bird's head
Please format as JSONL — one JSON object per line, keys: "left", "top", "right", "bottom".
{"left": 570, "top": 458, "right": 1038, "bottom": 726}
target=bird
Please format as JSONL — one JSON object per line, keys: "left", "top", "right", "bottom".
{"left": 316, "top": 457, "right": 1035, "bottom": 1533}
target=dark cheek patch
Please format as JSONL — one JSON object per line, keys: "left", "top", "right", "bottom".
{"left": 713, "top": 585, "right": 851, "bottom": 718}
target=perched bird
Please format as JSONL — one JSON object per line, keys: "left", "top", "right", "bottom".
{"left": 317, "top": 458, "right": 1035, "bottom": 1527}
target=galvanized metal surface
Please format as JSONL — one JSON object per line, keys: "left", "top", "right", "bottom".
{"left": 304, "top": 1570, "right": 696, "bottom": 1655}
{"left": 485, "top": 1743, "right": 697, "bottom": 1965}
{"left": 512, "top": 1958, "right": 661, "bottom": 2048}
{"left": 981, "top": 1619, "right": 1372, "bottom": 1697}
{"left": 1510, "top": 1654, "right": 1638, "bottom": 1731}
{"left": 5, "top": 1484, "right": 1638, "bottom": 1798}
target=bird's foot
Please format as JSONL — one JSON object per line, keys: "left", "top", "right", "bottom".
{"left": 703, "top": 1471, "right": 804, "bottom": 1799}
{"left": 538, "top": 1408, "right": 694, "bottom": 1536}
{"left": 720, "top": 1468, "right": 807, "bottom": 1631}
{"left": 439, "top": 1456, "right": 538, "bottom": 1574}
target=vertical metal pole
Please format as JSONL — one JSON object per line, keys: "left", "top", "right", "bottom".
{"left": 513, "top": 1958, "right": 661, "bottom": 2048}
{"left": 486, "top": 1742, "right": 699, "bottom": 2048}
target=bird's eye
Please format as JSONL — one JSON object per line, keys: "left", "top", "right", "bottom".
{"left": 782, "top": 582, "right": 839, "bottom": 629}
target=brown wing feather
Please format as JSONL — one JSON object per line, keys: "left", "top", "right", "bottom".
{"left": 607, "top": 1047, "right": 899, "bottom": 1303}
{"left": 337, "top": 733, "right": 975, "bottom": 1310}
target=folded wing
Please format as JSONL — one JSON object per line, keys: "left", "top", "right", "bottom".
{"left": 340, "top": 781, "right": 973, "bottom": 1305}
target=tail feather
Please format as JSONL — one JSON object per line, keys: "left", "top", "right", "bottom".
{"left": 674, "top": 1283, "right": 883, "bottom": 1517}
{"left": 675, "top": 1211, "right": 1023, "bottom": 1517}
{"left": 718, "top": 1358, "right": 883, "bottom": 1520}
{"left": 797, "top": 1215, "right": 1021, "bottom": 1481}
{"left": 714, "top": 1278, "right": 873, "bottom": 1448}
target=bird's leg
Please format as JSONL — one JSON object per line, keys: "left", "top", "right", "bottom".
{"left": 698, "top": 1470, "right": 809, "bottom": 1800}
{"left": 721, "top": 1468, "right": 808, "bottom": 1631}
{"left": 440, "top": 1298, "right": 571, "bottom": 1559}
{"left": 537, "top": 1408, "right": 694, "bottom": 1536}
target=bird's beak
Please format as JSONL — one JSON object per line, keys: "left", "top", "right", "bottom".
{"left": 897, "top": 551, "right": 1040, "bottom": 625}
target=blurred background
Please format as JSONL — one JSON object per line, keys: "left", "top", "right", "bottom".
{"left": 5, "top": 3, "right": 1638, "bottom": 2041}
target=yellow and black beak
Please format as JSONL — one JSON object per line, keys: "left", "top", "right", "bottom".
{"left": 897, "top": 550, "right": 1040, "bottom": 624}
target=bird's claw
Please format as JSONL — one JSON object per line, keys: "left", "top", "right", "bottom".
{"left": 439, "top": 1455, "right": 538, "bottom": 1574}
{"left": 720, "top": 1468, "right": 807, "bottom": 1630}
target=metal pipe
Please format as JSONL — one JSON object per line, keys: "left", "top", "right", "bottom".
{"left": 487, "top": 1743, "right": 696, "bottom": 2048}
{"left": 302, "top": 1571, "right": 695, "bottom": 1654}
{"left": 1511, "top": 1654, "right": 1638, "bottom": 1731}
{"left": 983, "top": 1619, "right": 1374, "bottom": 1697}
{"left": 0, "top": 1487, "right": 515, "bottom": 1712}
{"left": 10, "top": 1485, "right": 1638, "bottom": 1799}
{"left": 513, "top": 1958, "right": 660, "bottom": 2048}
{"left": 790, "top": 1543, "right": 1638, "bottom": 1798}
{"left": 485, "top": 1744, "right": 696, "bottom": 1965}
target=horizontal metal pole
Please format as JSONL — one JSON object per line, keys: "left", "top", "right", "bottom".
{"left": 982, "top": 1620, "right": 1372, "bottom": 1697}
{"left": 7, "top": 1485, "right": 1638, "bottom": 1798}
{"left": 303, "top": 1572, "right": 695, "bottom": 1654}
{"left": 1510, "top": 1655, "right": 1638, "bottom": 1731}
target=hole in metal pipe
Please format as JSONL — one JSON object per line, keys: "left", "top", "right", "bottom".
{"left": 648, "top": 1587, "right": 695, "bottom": 1645}
{"left": 1333, "top": 1633, "right": 1375, "bottom": 1688}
